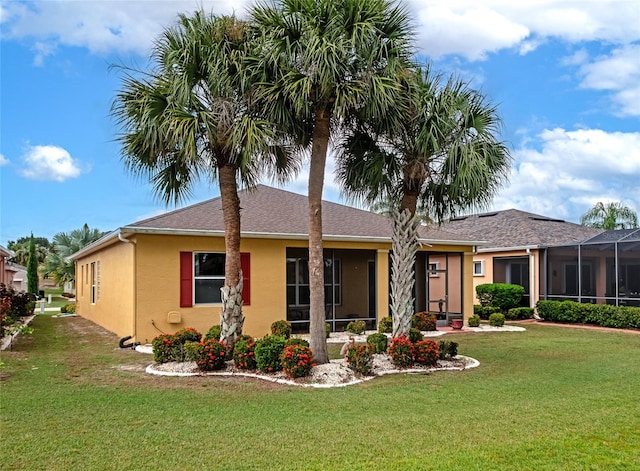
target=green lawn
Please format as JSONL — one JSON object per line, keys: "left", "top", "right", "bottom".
{"left": 1, "top": 317, "right": 639, "bottom": 470}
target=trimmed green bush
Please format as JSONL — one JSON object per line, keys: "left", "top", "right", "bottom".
{"left": 489, "top": 313, "right": 505, "bottom": 327}
{"left": 378, "top": 316, "right": 392, "bottom": 333}
{"left": 174, "top": 327, "right": 202, "bottom": 344}
{"left": 467, "top": 315, "right": 481, "bottom": 327}
{"left": 438, "top": 340, "right": 459, "bottom": 359}
{"left": 281, "top": 344, "right": 315, "bottom": 378}
{"left": 476, "top": 283, "right": 525, "bottom": 312}
{"left": 183, "top": 341, "right": 199, "bottom": 361}
{"left": 366, "top": 333, "right": 388, "bottom": 354}
{"left": 506, "top": 307, "right": 534, "bottom": 320}
{"left": 412, "top": 312, "right": 436, "bottom": 331}
{"left": 325, "top": 322, "right": 331, "bottom": 338}
{"left": 270, "top": 320, "right": 292, "bottom": 339}
{"left": 151, "top": 334, "right": 182, "bottom": 363}
{"left": 60, "top": 303, "right": 76, "bottom": 314}
{"left": 286, "top": 338, "right": 310, "bottom": 347}
{"left": 346, "top": 344, "right": 375, "bottom": 376}
{"left": 474, "top": 304, "right": 502, "bottom": 320}
{"left": 204, "top": 324, "right": 221, "bottom": 341}
{"left": 408, "top": 327, "right": 423, "bottom": 343}
{"left": 345, "top": 320, "right": 366, "bottom": 335}
{"left": 255, "top": 335, "right": 286, "bottom": 373}
{"left": 233, "top": 337, "right": 257, "bottom": 370}
{"left": 536, "top": 300, "right": 640, "bottom": 329}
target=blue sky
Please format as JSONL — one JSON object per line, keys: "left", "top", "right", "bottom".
{"left": 1, "top": 0, "right": 639, "bottom": 246}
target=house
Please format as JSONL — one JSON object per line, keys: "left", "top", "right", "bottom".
{"left": 1, "top": 245, "right": 15, "bottom": 287}
{"left": 6, "top": 263, "right": 27, "bottom": 292}
{"left": 441, "top": 209, "right": 603, "bottom": 307}
{"left": 70, "top": 185, "right": 481, "bottom": 344}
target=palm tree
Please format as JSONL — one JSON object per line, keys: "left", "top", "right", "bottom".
{"left": 112, "top": 12, "right": 296, "bottom": 352}
{"left": 42, "top": 224, "right": 106, "bottom": 287}
{"left": 580, "top": 202, "right": 638, "bottom": 230}
{"left": 249, "top": 0, "right": 414, "bottom": 363}
{"left": 338, "top": 67, "right": 511, "bottom": 337}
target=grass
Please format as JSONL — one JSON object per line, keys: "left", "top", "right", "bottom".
{"left": 1, "top": 317, "right": 639, "bottom": 470}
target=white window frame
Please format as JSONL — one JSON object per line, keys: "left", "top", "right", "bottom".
{"left": 473, "top": 260, "right": 485, "bottom": 277}
{"left": 428, "top": 262, "right": 440, "bottom": 277}
{"left": 194, "top": 252, "right": 225, "bottom": 305}
{"left": 90, "top": 262, "right": 97, "bottom": 304}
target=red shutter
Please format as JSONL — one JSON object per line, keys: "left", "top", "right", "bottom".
{"left": 180, "top": 252, "right": 193, "bottom": 307}
{"left": 241, "top": 252, "right": 250, "bottom": 306}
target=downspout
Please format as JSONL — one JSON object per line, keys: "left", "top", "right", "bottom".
{"left": 528, "top": 248, "right": 535, "bottom": 308}
{"left": 118, "top": 231, "right": 137, "bottom": 342}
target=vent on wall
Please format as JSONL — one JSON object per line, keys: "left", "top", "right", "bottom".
{"left": 167, "top": 311, "right": 182, "bottom": 324}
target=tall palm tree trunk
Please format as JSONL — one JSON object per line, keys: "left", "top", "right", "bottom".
{"left": 219, "top": 163, "right": 244, "bottom": 353}
{"left": 308, "top": 110, "right": 331, "bottom": 364}
{"left": 390, "top": 208, "right": 419, "bottom": 338}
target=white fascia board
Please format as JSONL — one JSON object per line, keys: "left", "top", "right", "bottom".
{"left": 475, "top": 245, "right": 539, "bottom": 253}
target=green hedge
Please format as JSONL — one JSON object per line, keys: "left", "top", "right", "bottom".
{"left": 536, "top": 300, "right": 640, "bottom": 329}
{"left": 474, "top": 305, "right": 501, "bottom": 320}
{"left": 506, "top": 307, "right": 534, "bottom": 320}
{"left": 476, "top": 283, "right": 524, "bottom": 312}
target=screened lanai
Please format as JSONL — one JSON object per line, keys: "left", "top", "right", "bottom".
{"left": 540, "top": 228, "right": 640, "bottom": 307}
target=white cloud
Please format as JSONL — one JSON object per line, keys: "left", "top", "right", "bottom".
{"left": 575, "top": 44, "right": 640, "bottom": 117}
{"left": 409, "top": 0, "right": 640, "bottom": 60}
{"left": 20, "top": 145, "right": 84, "bottom": 182}
{"left": 0, "top": 153, "right": 8, "bottom": 166}
{"left": 493, "top": 128, "right": 640, "bottom": 221}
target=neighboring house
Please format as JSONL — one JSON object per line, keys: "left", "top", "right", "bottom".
{"left": 1, "top": 245, "right": 15, "bottom": 287}
{"left": 6, "top": 263, "right": 27, "bottom": 292}
{"left": 70, "top": 185, "right": 481, "bottom": 344}
{"left": 441, "top": 209, "right": 603, "bottom": 307}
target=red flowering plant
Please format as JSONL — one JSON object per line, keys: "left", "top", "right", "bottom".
{"left": 388, "top": 336, "right": 413, "bottom": 368}
{"left": 174, "top": 327, "right": 202, "bottom": 344}
{"left": 233, "top": 336, "right": 257, "bottom": 370}
{"left": 411, "top": 339, "right": 440, "bottom": 367}
{"left": 151, "top": 334, "right": 181, "bottom": 363}
{"left": 280, "top": 344, "right": 316, "bottom": 378}
{"left": 346, "top": 344, "right": 375, "bottom": 376}
{"left": 193, "top": 339, "right": 227, "bottom": 371}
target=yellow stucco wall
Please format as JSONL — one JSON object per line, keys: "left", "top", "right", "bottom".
{"left": 75, "top": 240, "right": 135, "bottom": 338}
{"left": 75, "top": 234, "right": 477, "bottom": 342}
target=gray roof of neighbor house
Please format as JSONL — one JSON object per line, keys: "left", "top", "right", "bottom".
{"left": 71, "top": 185, "right": 481, "bottom": 260}
{"left": 440, "top": 208, "right": 604, "bottom": 251}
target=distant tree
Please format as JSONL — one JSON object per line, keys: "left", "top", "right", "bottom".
{"left": 41, "top": 224, "right": 106, "bottom": 287}
{"left": 27, "top": 234, "right": 39, "bottom": 296}
{"left": 580, "top": 202, "right": 638, "bottom": 230}
{"left": 7, "top": 237, "right": 49, "bottom": 266}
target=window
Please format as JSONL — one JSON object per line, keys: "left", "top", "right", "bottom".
{"left": 286, "top": 257, "right": 341, "bottom": 306}
{"left": 473, "top": 260, "right": 485, "bottom": 276}
{"left": 180, "top": 252, "right": 250, "bottom": 307}
{"left": 428, "top": 262, "right": 440, "bottom": 277}
{"left": 90, "top": 262, "right": 96, "bottom": 304}
{"left": 97, "top": 260, "right": 101, "bottom": 301}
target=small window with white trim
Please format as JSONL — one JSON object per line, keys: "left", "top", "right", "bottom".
{"left": 428, "top": 262, "right": 440, "bottom": 277}
{"left": 473, "top": 260, "right": 485, "bottom": 276}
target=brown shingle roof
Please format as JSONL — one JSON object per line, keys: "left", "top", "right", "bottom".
{"left": 440, "top": 208, "right": 604, "bottom": 249}
{"left": 127, "top": 185, "right": 475, "bottom": 243}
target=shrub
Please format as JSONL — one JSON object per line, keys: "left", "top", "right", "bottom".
{"left": 204, "top": 324, "right": 221, "bottom": 341}
{"left": 412, "top": 312, "right": 436, "bottom": 331}
{"left": 366, "top": 333, "right": 388, "bottom": 354}
{"left": 193, "top": 339, "right": 227, "bottom": 371}
{"left": 438, "top": 340, "right": 459, "bottom": 359}
{"left": 388, "top": 336, "right": 413, "bottom": 368}
{"left": 489, "top": 313, "right": 505, "bottom": 327}
{"left": 346, "top": 344, "right": 375, "bottom": 376}
{"left": 474, "top": 305, "right": 502, "bottom": 320}
{"left": 255, "top": 335, "right": 286, "bottom": 373}
{"left": 233, "top": 337, "right": 257, "bottom": 370}
{"left": 345, "top": 320, "right": 366, "bottom": 335}
{"left": 408, "top": 327, "right": 423, "bottom": 343}
{"left": 0, "top": 284, "right": 35, "bottom": 322}
{"left": 506, "top": 307, "right": 534, "bottom": 320}
{"left": 325, "top": 322, "right": 331, "bottom": 338}
{"left": 467, "top": 315, "right": 481, "bottom": 327}
{"left": 412, "top": 340, "right": 439, "bottom": 367}
{"left": 183, "top": 341, "right": 200, "bottom": 361}
{"left": 151, "top": 334, "right": 181, "bottom": 363}
{"left": 536, "top": 300, "right": 640, "bottom": 329}
{"left": 286, "top": 338, "right": 310, "bottom": 347}
{"left": 378, "top": 316, "right": 392, "bottom": 333}
{"left": 476, "top": 283, "right": 524, "bottom": 312}
{"left": 60, "top": 303, "right": 76, "bottom": 314}
{"left": 174, "top": 327, "right": 202, "bottom": 344}
{"left": 62, "top": 292, "right": 75, "bottom": 298}
{"left": 270, "top": 320, "right": 292, "bottom": 339}
{"left": 281, "top": 344, "right": 315, "bottom": 378}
